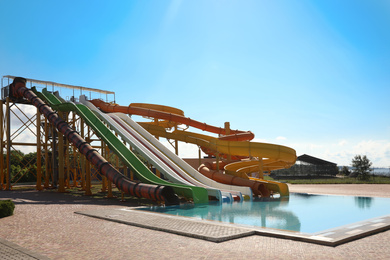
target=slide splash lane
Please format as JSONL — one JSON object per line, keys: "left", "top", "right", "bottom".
{"left": 10, "top": 77, "right": 178, "bottom": 204}
{"left": 80, "top": 97, "right": 224, "bottom": 202}
{"left": 109, "top": 112, "right": 253, "bottom": 200}
{"left": 38, "top": 88, "right": 208, "bottom": 204}
{"left": 92, "top": 99, "right": 296, "bottom": 197}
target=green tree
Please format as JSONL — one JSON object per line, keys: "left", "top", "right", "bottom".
{"left": 351, "top": 155, "right": 372, "bottom": 181}
{"left": 340, "top": 166, "right": 351, "bottom": 176}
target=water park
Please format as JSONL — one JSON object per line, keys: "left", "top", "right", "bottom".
{"left": 1, "top": 75, "right": 390, "bottom": 259}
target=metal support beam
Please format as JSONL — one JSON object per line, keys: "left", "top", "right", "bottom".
{"left": 52, "top": 126, "right": 58, "bottom": 188}
{"left": 57, "top": 126, "right": 65, "bottom": 192}
{"left": 259, "top": 158, "right": 264, "bottom": 179}
{"left": 224, "top": 122, "right": 231, "bottom": 161}
{"left": 80, "top": 118, "right": 85, "bottom": 190}
{"left": 174, "top": 125, "right": 179, "bottom": 156}
{"left": 6, "top": 97, "right": 11, "bottom": 190}
{"left": 100, "top": 140, "right": 107, "bottom": 192}
{"left": 84, "top": 124, "right": 92, "bottom": 195}
{"left": 105, "top": 145, "right": 113, "bottom": 198}
{"left": 44, "top": 117, "right": 50, "bottom": 188}
{"left": 0, "top": 100, "right": 4, "bottom": 189}
{"left": 36, "top": 107, "right": 43, "bottom": 190}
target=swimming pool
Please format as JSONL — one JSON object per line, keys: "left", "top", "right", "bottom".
{"left": 137, "top": 193, "right": 390, "bottom": 233}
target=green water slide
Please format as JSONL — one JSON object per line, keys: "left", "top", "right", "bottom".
{"left": 35, "top": 88, "right": 209, "bottom": 204}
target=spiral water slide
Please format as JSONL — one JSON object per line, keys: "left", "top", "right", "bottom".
{"left": 91, "top": 100, "right": 296, "bottom": 197}
{"left": 83, "top": 97, "right": 253, "bottom": 201}
{"left": 37, "top": 88, "right": 210, "bottom": 204}
{"left": 10, "top": 78, "right": 178, "bottom": 204}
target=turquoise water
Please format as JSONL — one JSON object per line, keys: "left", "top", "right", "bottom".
{"left": 137, "top": 193, "right": 390, "bottom": 233}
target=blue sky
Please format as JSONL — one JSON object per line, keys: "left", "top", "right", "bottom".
{"left": 1, "top": 0, "right": 389, "bottom": 167}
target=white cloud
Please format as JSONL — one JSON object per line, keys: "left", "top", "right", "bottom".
{"left": 276, "top": 136, "right": 287, "bottom": 141}
{"left": 338, "top": 139, "right": 347, "bottom": 146}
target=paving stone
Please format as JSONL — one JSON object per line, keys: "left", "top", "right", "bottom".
{"left": 0, "top": 238, "right": 50, "bottom": 260}
{"left": 1, "top": 186, "right": 390, "bottom": 260}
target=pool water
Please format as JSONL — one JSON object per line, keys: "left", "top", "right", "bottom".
{"left": 137, "top": 193, "right": 390, "bottom": 233}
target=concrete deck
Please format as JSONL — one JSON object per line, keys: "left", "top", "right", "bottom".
{"left": 1, "top": 184, "right": 390, "bottom": 259}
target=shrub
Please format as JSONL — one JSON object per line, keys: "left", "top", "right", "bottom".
{"left": 0, "top": 200, "right": 15, "bottom": 218}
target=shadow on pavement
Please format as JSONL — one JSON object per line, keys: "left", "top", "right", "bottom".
{"left": 0, "top": 188, "right": 151, "bottom": 207}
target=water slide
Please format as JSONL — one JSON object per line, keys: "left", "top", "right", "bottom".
{"left": 82, "top": 97, "right": 253, "bottom": 201}
{"left": 91, "top": 99, "right": 296, "bottom": 197}
{"left": 80, "top": 97, "right": 241, "bottom": 202}
{"left": 112, "top": 112, "right": 253, "bottom": 200}
{"left": 37, "top": 88, "right": 210, "bottom": 204}
{"left": 9, "top": 77, "right": 178, "bottom": 204}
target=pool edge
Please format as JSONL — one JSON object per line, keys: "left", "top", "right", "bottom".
{"left": 75, "top": 207, "right": 390, "bottom": 246}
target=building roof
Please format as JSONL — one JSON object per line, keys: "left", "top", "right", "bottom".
{"left": 297, "top": 154, "right": 337, "bottom": 166}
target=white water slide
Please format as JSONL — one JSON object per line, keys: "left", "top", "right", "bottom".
{"left": 81, "top": 97, "right": 252, "bottom": 202}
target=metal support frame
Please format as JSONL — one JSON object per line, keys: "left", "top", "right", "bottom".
{"left": 0, "top": 75, "right": 120, "bottom": 197}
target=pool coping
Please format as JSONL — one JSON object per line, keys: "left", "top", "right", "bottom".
{"left": 75, "top": 206, "right": 390, "bottom": 247}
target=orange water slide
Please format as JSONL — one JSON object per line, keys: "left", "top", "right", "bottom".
{"left": 90, "top": 99, "right": 254, "bottom": 141}
{"left": 198, "top": 161, "right": 272, "bottom": 197}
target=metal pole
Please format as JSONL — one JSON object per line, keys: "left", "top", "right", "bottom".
{"left": 36, "top": 107, "right": 43, "bottom": 190}
{"left": 6, "top": 97, "right": 11, "bottom": 190}
{"left": 52, "top": 125, "right": 58, "bottom": 188}
{"left": 44, "top": 117, "right": 49, "bottom": 188}
{"left": 105, "top": 145, "right": 113, "bottom": 198}
{"left": 101, "top": 140, "right": 107, "bottom": 192}
{"left": 80, "top": 118, "right": 85, "bottom": 190}
{"left": 224, "top": 122, "right": 231, "bottom": 161}
{"left": 84, "top": 125, "right": 92, "bottom": 195}
{"left": 65, "top": 113, "right": 70, "bottom": 189}
{"left": 259, "top": 158, "right": 264, "bottom": 179}
{"left": 198, "top": 147, "right": 202, "bottom": 168}
{"left": 72, "top": 112, "right": 78, "bottom": 187}
{"left": 57, "top": 119, "right": 65, "bottom": 192}
{"left": 174, "top": 125, "right": 179, "bottom": 155}
{"left": 0, "top": 100, "right": 4, "bottom": 189}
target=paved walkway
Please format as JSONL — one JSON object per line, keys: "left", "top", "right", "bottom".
{"left": 1, "top": 184, "right": 390, "bottom": 260}
{"left": 0, "top": 237, "right": 50, "bottom": 260}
